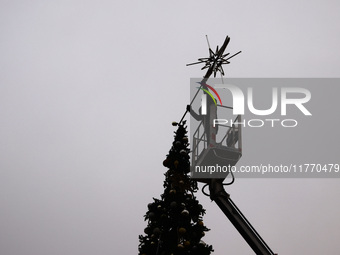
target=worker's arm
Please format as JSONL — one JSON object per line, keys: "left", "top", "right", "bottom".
{"left": 187, "top": 105, "right": 203, "bottom": 122}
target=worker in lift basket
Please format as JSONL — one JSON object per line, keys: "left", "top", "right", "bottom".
{"left": 186, "top": 93, "right": 218, "bottom": 148}
{"left": 187, "top": 95, "right": 229, "bottom": 200}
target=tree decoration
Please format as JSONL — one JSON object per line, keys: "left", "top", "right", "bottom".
{"left": 138, "top": 121, "right": 213, "bottom": 255}
{"left": 181, "top": 210, "right": 189, "bottom": 217}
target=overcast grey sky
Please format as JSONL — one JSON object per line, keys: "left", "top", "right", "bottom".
{"left": 1, "top": 1, "right": 340, "bottom": 254}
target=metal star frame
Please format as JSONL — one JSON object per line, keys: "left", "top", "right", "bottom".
{"left": 187, "top": 36, "right": 241, "bottom": 78}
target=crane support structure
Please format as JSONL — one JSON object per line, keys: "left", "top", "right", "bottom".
{"left": 212, "top": 186, "right": 277, "bottom": 255}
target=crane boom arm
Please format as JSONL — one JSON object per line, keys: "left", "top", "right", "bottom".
{"left": 212, "top": 186, "right": 277, "bottom": 255}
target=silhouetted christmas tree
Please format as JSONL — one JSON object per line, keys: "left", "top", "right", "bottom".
{"left": 138, "top": 121, "right": 214, "bottom": 255}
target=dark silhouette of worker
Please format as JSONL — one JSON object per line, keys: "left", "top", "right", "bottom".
{"left": 187, "top": 92, "right": 229, "bottom": 200}
{"left": 187, "top": 92, "right": 218, "bottom": 147}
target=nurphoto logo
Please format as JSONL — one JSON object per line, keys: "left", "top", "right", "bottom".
{"left": 197, "top": 81, "right": 312, "bottom": 128}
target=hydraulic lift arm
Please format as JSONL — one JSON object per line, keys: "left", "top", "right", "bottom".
{"left": 210, "top": 183, "right": 277, "bottom": 255}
